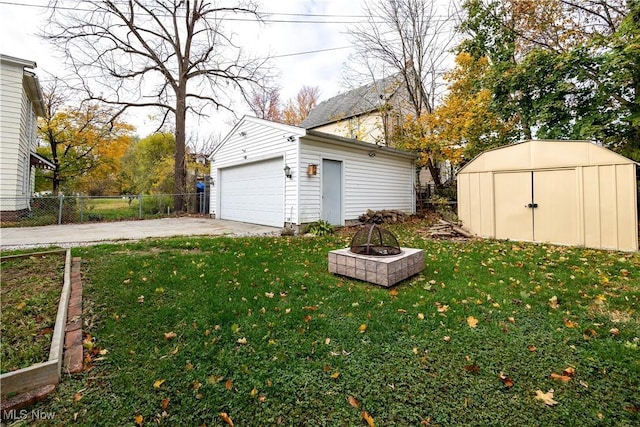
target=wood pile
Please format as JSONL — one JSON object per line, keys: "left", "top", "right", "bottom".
{"left": 420, "top": 219, "right": 475, "bottom": 239}
{"left": 358, "top": 209, "right": 407, "bottom": 224}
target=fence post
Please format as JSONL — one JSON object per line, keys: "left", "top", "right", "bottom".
{"left": 58, "top": 194, "right": 64, "bottom": 225}
{"left": 138, "top": 194, "right": 142, "bottom": 219}
{"left": 80, "top": 196, "right": 84, "bottom": 222}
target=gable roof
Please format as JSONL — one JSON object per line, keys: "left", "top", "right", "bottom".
{"left": 457, "top": 139, "right": 638, "bottom": 174}
{"left": 210, "top": 115, "right": 417, "bottom": 161}
{"left": 300, "top": 74, "right": 402, "bottom": 129}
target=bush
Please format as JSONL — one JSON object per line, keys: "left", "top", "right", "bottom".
{"left": 305, "top": 220, "right": 334, "bottom": 236}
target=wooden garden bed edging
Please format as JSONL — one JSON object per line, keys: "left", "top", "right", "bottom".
{"left": 0, "top": 249, "right": 71, "bottom": 395}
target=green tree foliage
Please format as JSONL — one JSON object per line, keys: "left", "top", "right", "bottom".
{"left": 119, "top": 133, "right": 175, "bottom": 195}
{"left": 457, "top": 0, "right": 639, "bottom": 161}
{"left": 37, "top": 90, "right": 135, "bottom": 195}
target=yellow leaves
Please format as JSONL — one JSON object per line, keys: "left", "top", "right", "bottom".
{"left": 435, "top": 302, "right": 449, "bottom": 313}
{"left": 219, "top": 412, "right": 234, "bottom": 426}
{"left": 358, "top": 324, "right": 367, "bottom": 333}
{"left": 73, "top": 392, "right": 83, "bottom": 402}
{"left": 535, "top": 389, "right": 559, "bottom": 406}
{"left": 548, "top": 296, "right": 559, "bottom": 309}
{"left": 361, "top": 411, "right": 375, "bottom": 427}
{"left": 15, "top": 301, "right": 27, "bottom": 310}
{"left": 330, "top": 372, "right": 341, "bottom": 379}
{"left": 134, "top": 414, "right": 143, "bottom": 426}
{"left": 153, "top": 379, "right": 166, "bottom": 389}
{"left": 390, "top": 288, "right": 399, "bottom": 297}
{"left": 467, "top": 316, "right": 479, "bottom": 328}
{"left": 563, "top": 318, "right": 578, "bottom": 328}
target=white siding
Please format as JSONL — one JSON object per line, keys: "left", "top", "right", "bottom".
{"left": 0, "top": 59, "right": 37, "bottom": 210}
{"left": 300, "top": 137, "right": 415, "bottom": 224}
{"left": 210, "top": 117, "right": 303, "bottom": 226}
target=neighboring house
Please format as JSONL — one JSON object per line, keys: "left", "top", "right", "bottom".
{"left": 300, "top": 74, "right": 410, "bottom": 146}
{"left": 0, "top": 54, "right": 53, "bottom": 220}
{"left": 457, "top": 140, "right": 639, "bottom": 252}
{"left": 209, "top": 116, "right": 417, "bottom": 229}
{"left": 300, "top": 75, "right": 439, "bottom": 189}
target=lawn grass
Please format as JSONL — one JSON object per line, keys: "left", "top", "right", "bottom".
{"left": 22, "top": 221, "right": 640, "bottom": 426}
{"left": 0, "top": 251, "right": 66, "bottom": 374}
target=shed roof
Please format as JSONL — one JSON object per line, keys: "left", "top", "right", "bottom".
{"left": 300, "top": 74, "right": 402, "bottom": 129}
{"left": 457, "top": 140, "right": 637, "bottom": 174}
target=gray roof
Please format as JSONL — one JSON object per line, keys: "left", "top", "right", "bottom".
{"left": 300, "top": 74, "right": 402, "bottom": 129}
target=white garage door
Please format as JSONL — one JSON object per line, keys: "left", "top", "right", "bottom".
{"left": 219, "top": 157, "right": 284, "bottom": 227}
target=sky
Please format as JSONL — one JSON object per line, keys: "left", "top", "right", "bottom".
{"left": 0, "top": 0, "right": 455, "bottom": 145}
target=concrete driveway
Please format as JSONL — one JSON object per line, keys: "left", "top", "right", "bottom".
{"left": 0, "top": 217, "right": 280, "bottom": 250}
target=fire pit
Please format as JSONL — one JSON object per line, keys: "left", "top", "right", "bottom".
{"left": 329, "top": 224, "right": 424, "bottom": 287}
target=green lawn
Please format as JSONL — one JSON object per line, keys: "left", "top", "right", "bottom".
{"left": 22, "top": 221, "right": 640, "bottom": 426}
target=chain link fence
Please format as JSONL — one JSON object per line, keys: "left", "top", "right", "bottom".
{"left": 0, "top": 193, "right": 210, "bottom": 227}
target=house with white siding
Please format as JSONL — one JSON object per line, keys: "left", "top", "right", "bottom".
{"left": 0, "top": 54, "right": 53, "bottom": 220}
{"left": 209, "top": 115, "right": 417, "bottom": 230}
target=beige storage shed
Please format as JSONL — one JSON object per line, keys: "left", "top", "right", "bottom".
{"left": 457, "top": 140, "right": 639, "bottom": 252}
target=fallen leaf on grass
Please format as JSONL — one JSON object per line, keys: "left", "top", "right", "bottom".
{"left": 163, "top": 331, "right": 177, "bottom": 341}
{"left": 225, "top": 379, "right": 233, "bottom": 390}
{"left": 330, "top": 372, "right": 340, "bottom": 379}
{"left": 348, "top": 395, "right": 360, "bottom": 408}
{"left": 361, "top": 411, "right": 375, "bottom": 427}
{"left": 467, "top": 316, "right": 478, "bottom": 328}
{"left": 563, "top": 318, "right": 578, "bottom": 328}
{"left": 16, "top": 301, "right": 26, "bottom": 310}
{"left": 137, "top": 295, "right": 145, "bottom": 304}
{"left": 73, "top": 392, "right": 83, "bottom": 402}
{"left": 527, "top": 345, "right": 537, "bottom": 352}
{"left": 153, "top": 379, "right": 166, "bottom": 389}
{"left": 390, "top": 288, "right": 398, "bottom": 297}
{"left": 562, "top": 367, "right": 576, "bottom": 377}
{"left": 134, "top": 414, "right": 143, "bottom": 426}
{"left": 161, "top": 398, "right": 169, "bottom": 410}
{"left": 237, "top": 337, "right": 247, "bottom": 345}
{"left": 535, "top": 389, "right": 559, "bottom": 406}
{"left": 464, "top": 364, "right": 480, "bottom": 374}
{"left": 219, "top": 412, "right": 234, "bottom": 426}
{"left": 358, "top": 324, "right": 367, "bottom": 333}
{"left": 550, "top": 373, "right": 571, "bottom": 382}
{"left": 548, "top": 296, "right": 559, "bottom": 309}
{"left": 610, "top": 328, "right": 620, "bottom": 336}
{"left": 499, "top": 372, "right": 514, "bottom": 388}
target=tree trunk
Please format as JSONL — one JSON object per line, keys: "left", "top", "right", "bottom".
{"left": 426, "top": 157, "right": 442, "bottom": 189}
{"left": 174, "top": 84, "right": 187, "bottom": 212}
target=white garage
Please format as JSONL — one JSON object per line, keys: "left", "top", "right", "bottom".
{"left": 218, "top": 157, "right": 284, "bottom": 227}
{"left": 457, "top": 140, "right": 639, "bottom": 252}
{"left": 210, "top": 116, "right": 417, "bottom": 230}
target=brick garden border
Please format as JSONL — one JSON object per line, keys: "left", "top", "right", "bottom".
{"left": 0, "top": 251, "right": 84, "bottom": 413}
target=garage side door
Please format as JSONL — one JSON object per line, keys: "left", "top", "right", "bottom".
{"left": 219, "top": 157, "right": 284, "bottom": 227}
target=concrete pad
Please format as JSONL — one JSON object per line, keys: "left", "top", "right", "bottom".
{"left": 0, "top": 218, "right": 280, "bottom": 250}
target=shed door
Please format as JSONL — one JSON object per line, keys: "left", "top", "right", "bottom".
{"left": 219, "top": 157, "right": 284, "bottom": 227}
{"left": 494, "top": 172, "right": 534, "bottom": 241}
{"left": 533, "top": 169, "right": 578, "bottom": 245}
{"left": 494, "top": 170, "right": 578, "bottom": 245}
{"left": 321, "top": 159, "right": 343, "bottom": 226}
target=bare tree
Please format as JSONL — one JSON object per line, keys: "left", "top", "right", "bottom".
{"left": 248, "top": 86, "right": 283, "bottom": 122}
{"left": 44, "top": 0, "right": 271, "bottom": 211}
{"left": 348, "top": 0, "right": 458, "bottom": 116}
{"left": 348, "top": 0, "right": 459, "bottom": 188}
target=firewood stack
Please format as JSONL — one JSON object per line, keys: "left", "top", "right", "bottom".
{"left": 422, "top": 219, "right": 475, "bottom": 239}
{"left": 358, "top": 209, "right": 407, "bottom": 224}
